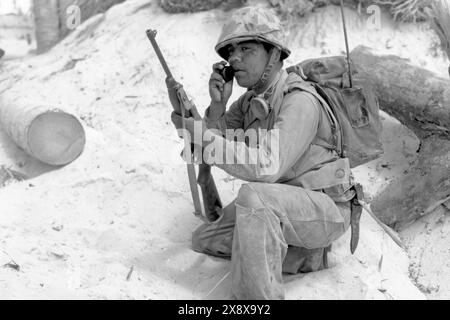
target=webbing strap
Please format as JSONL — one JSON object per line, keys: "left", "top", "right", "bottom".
{"left": 291, "top": 83, "right": 343, "bottom": 155}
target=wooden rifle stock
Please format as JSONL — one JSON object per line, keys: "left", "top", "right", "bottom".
{"left": 146, "top": 29, "right": 222, "bottom": 222}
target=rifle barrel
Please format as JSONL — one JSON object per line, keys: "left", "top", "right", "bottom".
{"left": 145, "top": 28, "right": 222, "bottom": 223}
{"left": 146, "top": 29, "right": 173, "bottom": 78}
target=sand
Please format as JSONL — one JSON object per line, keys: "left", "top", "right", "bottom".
{"left": 0, "top": 0, "right": 448, "bottom": 299}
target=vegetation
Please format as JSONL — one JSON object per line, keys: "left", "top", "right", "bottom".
{"left": 159, "top": 0, "right": 247, "bottom": 13}
{"left": 159, "top": 0, "right": 433, "bottom": 23}
{"left": 372, "top": 0, "right": 432, "bottom": 22}
{"left": 268, "top": 0, "right": 433, "bottom": 22}
{"left": 428, "top": 0, "right": 450, "bottom": 60}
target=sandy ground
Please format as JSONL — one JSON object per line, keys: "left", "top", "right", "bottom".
{"left": 0, "top": 0, "right": 448, "bottom": 299}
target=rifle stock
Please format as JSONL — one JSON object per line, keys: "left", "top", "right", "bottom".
{"left": 146, "top": 29, "right": 222, "bottom": 222}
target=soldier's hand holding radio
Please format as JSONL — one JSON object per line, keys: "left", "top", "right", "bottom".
{"left": 208, "top": 61, "right": 234, "bottom": 120}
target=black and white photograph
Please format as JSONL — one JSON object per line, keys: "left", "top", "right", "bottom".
{"left": 0, "top": 0, "right": 449, "bottom": 302}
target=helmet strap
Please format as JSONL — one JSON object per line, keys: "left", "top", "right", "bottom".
{"left": 251, "top": 46, "right": 281, "bottom": 95}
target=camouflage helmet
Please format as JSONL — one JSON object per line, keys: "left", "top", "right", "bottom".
{"left": 215, "top": 7, "right": 291, "bottom": 61}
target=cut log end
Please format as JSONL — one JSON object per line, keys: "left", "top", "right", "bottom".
{"left": 27, "top": 111, "right": 86, "bottom": 166}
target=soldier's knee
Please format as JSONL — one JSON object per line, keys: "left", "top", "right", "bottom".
{"left": 236, "top": 183, "right": 265, "bottom": 210}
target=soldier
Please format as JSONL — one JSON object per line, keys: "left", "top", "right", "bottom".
{"left": 169, "top": 7, "right": 355, "bottom": 299}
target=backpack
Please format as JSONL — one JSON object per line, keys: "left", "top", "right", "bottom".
{"left": 286, "top": 56, "right": 383, "bottom": 168}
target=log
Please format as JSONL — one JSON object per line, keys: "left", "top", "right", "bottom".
{"left": 0, "top": 102, "right": 86, "bottom": 166}
{"left": 350, "top": 46, "right": 450, "bottom": 138}
{"left": 350, "top": 46, "right": 450, "bottom": 229}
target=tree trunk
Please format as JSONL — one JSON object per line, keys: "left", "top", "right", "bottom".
{"left": 350, "top": 46, "right": 450, "bottom": 229}
{"left": 32, "top": 0, "right": 60, "bottom": 53}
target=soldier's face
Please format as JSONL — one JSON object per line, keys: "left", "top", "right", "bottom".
{"left": 227, "top": 41, "right": 269, "bottom": 88}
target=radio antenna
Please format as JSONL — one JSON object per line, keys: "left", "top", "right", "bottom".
{"left": 340, "top": 0, "right": 353, "bottom": 88}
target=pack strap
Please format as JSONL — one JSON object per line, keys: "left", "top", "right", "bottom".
{"left": 292, "top": 83, "right": 343, "bottom": 156}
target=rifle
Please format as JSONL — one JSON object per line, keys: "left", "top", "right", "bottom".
{"left": 146, "top": 29, "right": 222, "bottom": 223}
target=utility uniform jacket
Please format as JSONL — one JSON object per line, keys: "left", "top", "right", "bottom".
{"left": 203, "top": 69, "right": 355, "bottom": 203}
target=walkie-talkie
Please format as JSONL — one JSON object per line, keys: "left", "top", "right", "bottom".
{"left": 221, "top": 66, "right": 235, "bottom": 82}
